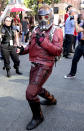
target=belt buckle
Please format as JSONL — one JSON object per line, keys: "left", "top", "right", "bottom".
{"left": 31, "top": 63, "right": 35, "bottom": 67}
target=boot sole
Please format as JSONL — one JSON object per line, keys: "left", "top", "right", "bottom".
{"left": 40, "top": 100, "right": 57, "bottom": 105}
{"left": 26, "top": 117, "right": 44, "bottom": 130}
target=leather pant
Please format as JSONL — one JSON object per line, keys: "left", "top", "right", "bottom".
{"left": 26, "top": 63, "right": 53, "bottom": 102}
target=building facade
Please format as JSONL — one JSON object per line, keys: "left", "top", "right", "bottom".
{"left": 61, "top": 0, "right": 81, "bottom": 9}
{"left": 8, "top": 0, "right": 24, "bottom": 4}
{"left": 80, "top": 0, "right": 84, "bottom": 8}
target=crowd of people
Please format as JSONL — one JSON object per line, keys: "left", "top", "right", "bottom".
{"left": 0, "top": 3, "right": 84, "bottom": 130}
{"left": 63, "top": 5, "right": 84, "bottom": 60}
{"left": 0, "top": 13, "right": 34, "bottom": 77}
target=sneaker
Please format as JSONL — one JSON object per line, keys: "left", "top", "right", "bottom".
{"left": 64, "top": 74, "right": 76, "bottom": 79}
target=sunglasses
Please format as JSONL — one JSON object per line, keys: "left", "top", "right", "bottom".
{"left": 5, "top": 20, "right": 11, "bottom": 22}
{"left": 38, "top": 15, "right": 49, "bottom": 20}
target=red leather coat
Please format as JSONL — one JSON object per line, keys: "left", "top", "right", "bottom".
{"left": 23, "top": 25, "right": 63, "bottom": 67}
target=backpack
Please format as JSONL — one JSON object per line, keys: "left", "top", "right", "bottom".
{"left": 49, "top": 25, "right": 58, "bottom": 42}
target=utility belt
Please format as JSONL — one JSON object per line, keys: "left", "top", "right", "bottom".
{"left": 31, "top": 62, "right": 42, "bottom": 67}
{"left": 1, "top": 40, "right": 14, "bottom": 46}
{"left": 2, "top": 42, "right": 10, "bottom": 46}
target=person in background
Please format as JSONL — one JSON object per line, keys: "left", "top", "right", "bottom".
{"left": 64, "top": 5, "right": 72, "bottom": 22}
{"left": 77, "top": 13, "right": 83, "bottom": 44}
{"left": 64, "top": 9, "right": 84, "bottom": 78}
{"left": 1, "top": 16, "right": 22, "bottom": 77}
{"left": 13, "top": 15, "right": 21, "bottom": 33}
{"left": 24, "top": 17, "right": 30, "bottom": 43}
{"left": 13, "top": 15, "right": 20, "bottom": 26}
{"left": 21, "top": 17, "right": 29, "bottom": 43}
{"left": 73, "top": 28, "right": 78, "bottom": 51}
{"left": 19, "top": 4, "right": 63, "bottom": 130}
{"left": 29, "top": 15, "right": 34, "bottom": 32}
{"left": 12, "top": 19, "right": 20, "bottom": 47}
{"left": 63, "top": 9, "right": 76, "bottom": 58}
{"left": 0, "top": 22, "right": 4, "bottom": 60}
{"left": 64, "top": 5, "right": 78, "bottom": 53}
{"left": 25, "top": 15, "right": 34, "bottom": 43}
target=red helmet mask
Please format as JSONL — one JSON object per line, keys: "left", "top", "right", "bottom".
{"left": 38, "top": 4, "right": 54, "bottom": 31}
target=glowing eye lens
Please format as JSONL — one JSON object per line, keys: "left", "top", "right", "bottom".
{"left": 45, "top": 15, "right": 49, "bottom": 19}
{"left": 38, "top": 16, "right": 42, "bottom": 20}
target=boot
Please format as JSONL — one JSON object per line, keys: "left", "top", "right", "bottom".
{"left": 3, "top": 66, "right": 5, "bottom": 70}
{"left": 16, "top": 67, "right": 22, "bottom": 75}
{"left": 6, "top": 69, "right": 11, "bottom": 77}
{"left": 26, "top": 101, "right": 44, "bottom": 130}
{"left": 39, "top": 89, "right": 57, "bottom": 105}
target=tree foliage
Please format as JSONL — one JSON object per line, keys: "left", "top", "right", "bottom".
{"left": 0, "top": 0, "right": 8, "bottom": 15}
{"left": 24, "top": 0, "right": 60, "bottom": 14}
{"left": 24, "top": 0, "right": 60, "bottom": 7}
{"left": 44, "top": 0, "right": 60, "bottom": 4}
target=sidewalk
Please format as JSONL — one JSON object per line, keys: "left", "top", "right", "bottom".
{"left": 0, "top": 55, "right": 84, "bottom": 131}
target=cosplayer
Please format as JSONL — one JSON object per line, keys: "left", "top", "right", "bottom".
{"left": 19, "top": 4, "right": 63, "bottom": 130}
{"left": 1, "top": 16, "right": 22, "bottom": 77}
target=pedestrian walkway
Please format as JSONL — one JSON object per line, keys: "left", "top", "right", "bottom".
{"left": 0, "top": 55, "right": 84, "bottom": 131}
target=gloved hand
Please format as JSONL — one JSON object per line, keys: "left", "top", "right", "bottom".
{"left": 17, "top": 46, "right": 24, "bottom": 55}
{"left": 36, "top": 33, "right": 45, "bottom": 46}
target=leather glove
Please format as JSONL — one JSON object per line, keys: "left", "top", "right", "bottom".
{"left": 36, "top": 33, "right": 45, "bottom": 46}
{"left": 17, "top": 46, "right": 24, "bottom": 55}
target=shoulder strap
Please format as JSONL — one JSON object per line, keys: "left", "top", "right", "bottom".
{"left": 49, "top": 25, "right": 62, "bottom": 66}
{"left": 49, "top": 25, "right": 58, "bottom": 42}
{"left": 32, "top": 25, "right": 39, "bottom": 34}
{"left": 4, "top": 26, "right": 12, "bottom": 37}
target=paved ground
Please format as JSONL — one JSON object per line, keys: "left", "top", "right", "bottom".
{"left": 0, "top": 54, "right": 84, "bottom": 131}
